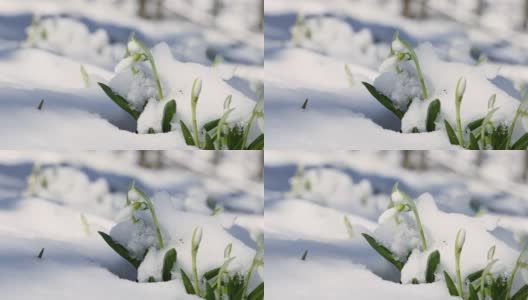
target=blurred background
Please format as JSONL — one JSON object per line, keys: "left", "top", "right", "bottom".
{"left": 265, "top": 151, "right": 528, "bottom": 219}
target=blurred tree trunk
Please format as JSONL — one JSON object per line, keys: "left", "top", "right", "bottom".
{"left": 259, "top": 0, "right": 264, "bottom": 31}
{"left": 419, "top": 0, "right": 428, "bottom": 19}
{"left": 138, "top": 151, "right": 164, "bottom": 169}
{"left": 138, "top": 0, "right": 147, "bottom": 18}
{"left": 402, "top": 0, "right": 412, "bottom": 18}
{"left": 401, "top": 150, "right": 412, "bottom": 169}
{"left": 475, "top": 0, "right": 485, "bottom": 16}
{"left": 258, "top": 150, "right": 264, "bottom": 180}
{"left": 418, "top": 151, "right": 427, "bottom": 170}
{"left": 211, "top": 0, "right": 222, "bottom": 17}
{"left": 155, "top": 0, "right": 164, "bottom": 19}
{"left": 524, "top": 0, "right": 528, "bottom": 30}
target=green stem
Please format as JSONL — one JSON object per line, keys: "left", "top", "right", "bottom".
{"left": 506, "top": 106, "right": 522, "bottom": 149}
{"left": 505, "top": 247, "right": 527, "bottom": 299}
{"left": 134, "top": 38, "right": 164, "bottom": 100}
{"left": 191, "top": 80, "right": 200, "bottom": 148}
{"left": 242, "top": 251, "right": 260, "bottom": 298}
{"left": 134, "top": 187, "right": 164, "bottom": 249}
{"left": 400, "top": 190, "right": 427, "bottom": 251}
{"left": 455, "top": 95, "right": 464, "bottom": 147}
{"left": 400, "top": 39, "right": 428, "bottom": 99}
{"left": 241, "top": 107, "right": 257, "bottom": 149}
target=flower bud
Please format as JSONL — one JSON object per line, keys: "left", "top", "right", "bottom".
{"left": 392, "top": 38, "right": 406, "bottom": 53}
{"left": 456, "top": 77, "right": 466, "bottom": 101}
{"left": 455, "top": 229, "right": 466, "bottom": 252}
{"left": 128, "top": 39, "right": 142, "bottom": 54}
{"left": 391, "top": 189, "right": 404, "bottom": 203}
{"left": 378, "top": 207, "right": 398, "bottom": 224}
{"left": 115, "top": 56, "right": 136, "bottom": 73}
{"left": 192, "top": 226, "right": 203, "bottom": 251}
{"left": 192, "top": 78, "right": 202, "bottom": 103}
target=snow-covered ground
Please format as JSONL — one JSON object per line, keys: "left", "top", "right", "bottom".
{"left": 0, "top": 151, "right": 263, "bottom": 299}
{"left": 0, "top": 0, "right": 263, "bottom": 149}
{"left": 265, "top": 151, "right": 528, "bottom": 299}
{"left": 265, "top": 0, "right": 528, "bottom": 149}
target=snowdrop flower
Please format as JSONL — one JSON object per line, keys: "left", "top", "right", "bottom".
{"left": 115, "top": 56, "right": 136, "bottom": 73}
{"left": 255, "top": 99, "right": 264, "bottom": 132}
{"left": 378, "top": 207, "right": 398, "bottom": 224}
{"left": 379, "top": 56, "right": 400, "bottom": 73}
{"left": 128, "top": 39, "right": 142, "bottom": 54}
{"left": 192, "top": 78, "right": 202, "bottom": 103}
{"left": 192, "top": 226, "right": 203, "bottom": 251}
{"left": 456, "top": 77, "right": 466, "bottom": 101}
{"left": 455, "top": 229, "right": 466, "bottom": 252}
{"left": 391, "top": 188, "right": 404, "bottom": 203}
{"left": 392, "top": 38, "right": 406, "bottom": 53}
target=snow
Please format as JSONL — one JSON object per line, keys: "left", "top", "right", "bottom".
{"left": 265, "top": 0, "right": 528, "bottom": 149}
{"left": 0, "top": 0, "right": 263, "bottom": 149}
{"left": 0, "top": 151, "right": 263, "bottom": 299}
{"left": 265, "top": 151, "right": 528, "bottom": 299}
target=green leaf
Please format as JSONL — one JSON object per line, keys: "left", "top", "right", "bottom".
{"left": 98, "top": 231, "right": 141, "bottom": 269}
{"left": 426, "top": 99, "right": 441, "bottom": 132}
{"left": 161, "top": 100, "right": 176, "bottom": 133}
{"left": 362, "top": 82, "right": 404, "bottom": 119}
{"left": 247, "top": 282, "right": 264, "bottom": 300}
{"left": 180, "top": 121, "right": 195, "bottom": 146}
{"left": 162, "top": 248, "right": 177, "bottom": 281}
{"left": 205, "top": 281, "right": 215, "bottom": 300}
{"left": 492, "top": 124, "right": 509, "bottom": 150}
{"left": 467, "top": 118, "right": 484, "bottom": 131}
{"left": 98, "top": 83, "right": 140, "bottom": 120}
{"left": 362, "top": 233, "right": 403, "bottom": 270}
{"left": 204, "top": 133, "right": 215, "bottom": 150}
{"left": 444, "top": 271, "right": 459, "bottom": 296}
{"left": 203, "top": 267, "right": 221, "bottom": 280}
{"left": 148, "top": 276, "right": 156, "bottom": 283}
{"left": 301, "top": 249, "right": 308, "bottom": 261}
{"left": 512, "top": 284, "right": 528, "bottom": 300}
{"left": 247, "top": 134, "right": 264, "bottom": 150}
{"left": 512, "top": 133, "right": 528, "bottom": 150}
{"left": 425, "top": 250, "right": 440, "bottom": 283}
{"left": 180, "top": 268, "right": 195, "bottom": 294}
{"left": 301, "top": 98, "right": 308, "bottom": 110}
{"left": 37, "top": 248, "right": 45, "bottom": 259}
{"left": 468, "top": 284, "right": 478, "bottom": 300}
{"left": 203, "top": 118, "right": 220, "bottom": 132}
{"left": 37, "top": 99, "right": 44, "bottom": 110}
{"left": 444, "top": 120, "right": 459, "bottom": 145}
{"left": 469, "top": 132, "right": 479, "bottom": 150}
{"left": 466, "top": 269, "right": 484, "bottom": 282}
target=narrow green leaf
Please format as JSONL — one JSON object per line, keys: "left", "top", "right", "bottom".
{"left": 469, "top": 132, "right": 479, "bottom": 150}
{"left": 180, "top": 121, "right": 195, "bottom": 146}
{"left": 301, "top": 98, "right": 308, "bottom": 110}
{"left": 37, "top": 248, "right": 45, "bottom": 259}
{"left": 425, "top": 250, "right": 440, "bottom": 283}
{"left": 162, "top": 248, "right": 177, "bottom": 281}
{"left": 301, "top": 250, "right": 308, "bottom": 261}
{"left": 247, "top": 282, "right": 264, "bottom": 300}
{"left": 37, "top": 99, "right": 44, "bottom": 110}
{"left": 148, "top": 276, "right": 156, "bottom": 283}
{"left": 98, "top": 231, "right": 140, "bottom": 269}
{"left": 466, "top": 269, "right": 484, "bottom": 282}
{"left": 161, "top": 100, "right": 176, "bottom": 133}
{"left": 362, "top": 233, "right": 403, "bottom": 270}
{"left": 467, "top": 118, "right": 484, "bottom": 131}
{"left": 180, "top": 268, "right": 195, "bottom": 294}
{"left": 468, "top": 284, "right": 478, "bottom": 300}
{"left": 98, "top": 83, "right": 140, "bottom": 120}
{"left": 512, "top": 133, "right": 528, "bottom": 150}
{"left": 426, "top": 99, "right": 441, "bottom": 132}
{"left": 444, "top": 120, "right": 459, "bottom": 145}
{"left": 203, "top": 118, "right": 220, "bottom": 132}
{"left": 203, "top": 267, "right": 221, "bottom": 280}
{"left": 512, "top": 284, "right": 528, "bottom": 300}
{"left": 247, "top": 134, "right": 264, "bottom": 150}
{"left": 362, "top": 82, "right": 404, "bottom": 119}
{"left": 204, "top": 133, "right": 214, "bottom": 150}
{"left": 205, "top": 281, "right": 215, "bottom": 300}
{"left": 444, "top": 271, "right": 459, "bottom": 296}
